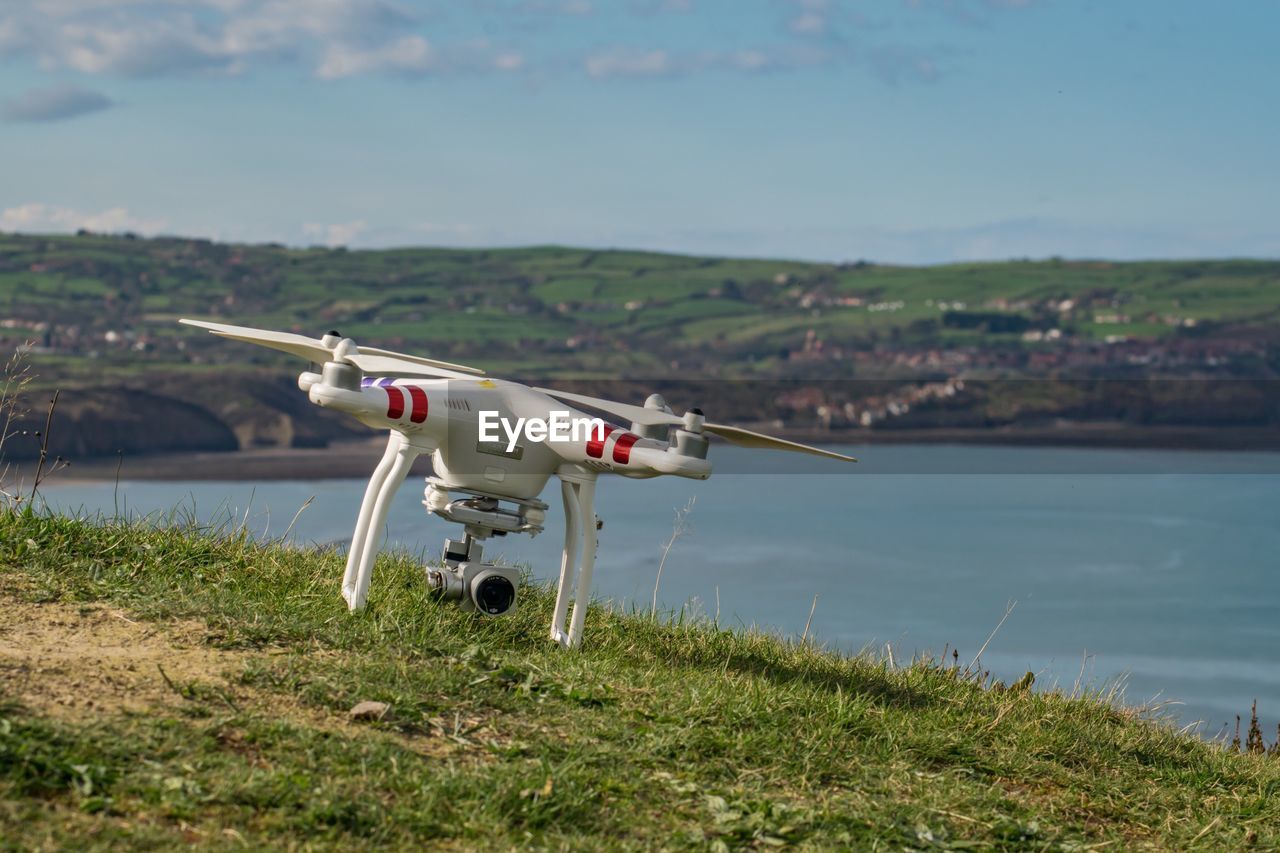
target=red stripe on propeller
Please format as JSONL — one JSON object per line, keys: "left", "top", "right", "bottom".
{"left": 385, "top": 386, "right": 405, "bottom": 420}
{"left": 612, "top": 432, "right": 640, "bottom": 464}
{"left": 407, "top": 386, "right": 428, "bottom": 423}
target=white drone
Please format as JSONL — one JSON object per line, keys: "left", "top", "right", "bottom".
{"left": 181, "top": 320, "right": 855, "bottom": 648}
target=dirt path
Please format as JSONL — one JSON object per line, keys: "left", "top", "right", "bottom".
{"left": 0, "top": 596, "right": 499, "bottom": 761}
{"left": 0, "top": 598, "right": 249, "bottom": 720}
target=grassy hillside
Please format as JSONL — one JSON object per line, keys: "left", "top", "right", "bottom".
{"left": 3, "top": 232, "right": 1279, "bottom": 381}
{"left": 2, "top": 509, "right": 1278, "bottom": 848}
{"left": 2, "top": 232, "right": 1279, "bottom": 458}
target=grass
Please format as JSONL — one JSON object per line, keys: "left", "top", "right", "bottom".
{"left": 3, "top": 507, "right": 1280, "bottom": 848}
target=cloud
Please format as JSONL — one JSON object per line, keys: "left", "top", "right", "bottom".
{"left": 3, "top": 82, "right": 113, "bottom": 121}
{"left": 0, "top": 0, "right": 518, "bottom": 80}
{"left": 867, "top": 44, "right": 940, "bottom": 84}
{"left": 0, "top": 203, "right": 166, "bottom": 234}
{"left": 518, "top": 0, "right": 594, "bottom": 14}
{"left": 54, "top": 17, "right": 239, "bottom": 76}
{"left": 493, "top": 51, "right": 525, "bottom": 71}
{"left": 584, "top": 43, "right": 832, "bottom": 79}
{"left": 289, "top": 215, "right": 1280, "bottom": 264}
{"left": 628, "top": 0, "right": 693, "bottom": 13}
{"left": 903, "top": 0, "right": 1039, "bottom": 25}
{"left": 584, "top": 48, "right": 671, "bottom": 78}
{"left": 789, "top": 12, "right": 826, "bottom": 34}
{"left": 303, "top": 219, "right": 367, "bottom": 247}
{"left": 602, "top": 217, "right": 1280, "bottom": 265}
{"left": 787, "top": 0, "right": 831, "bottom": 35}
{"left": 580, "top": 38, "right": 942, "bottom": 84}
{"left": 296, "top": 219, "right": 486, "bottom": 249}
{"left": 583, "top": 1, "right": 946, "bottom": 84}
{"left": 0, "top": 15, "right": 28, "bottom": 53}
{"left": 0, "top": 0, "right": 1000, "bottom": 87}
{"left": 315, "top": 34, "right": 431, "bottom": 79}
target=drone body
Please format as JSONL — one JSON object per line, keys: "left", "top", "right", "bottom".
{"left": 181, "top": 319, "right": 854, "bottom": 648}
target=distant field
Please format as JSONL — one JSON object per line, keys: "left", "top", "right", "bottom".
{"left": 0, "top": 231, "right": 1277, "bottom": 457}
{"left": 2, "top": 233, "right": 1278, "bottom": 383}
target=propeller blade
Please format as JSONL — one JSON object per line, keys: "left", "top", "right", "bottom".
{"left": 346, "top": 352, "right": 477, "bottom": 379}
{"left": 535, "top": 386, "right": 856, "bottom": 462}
{"left": 356, "top": 345, "right": 484, "bottom": 376}
{"left": 533, "top": 387, "right": 682, "bottom": 427}
{"left": 180, "top": 319, "right": 485, "bottom": 378}
{"left": 703, "top": 423, "right": 857, "bottom": 462}
{"left": 179, "top": 318, "right": 331, "bottom": 362}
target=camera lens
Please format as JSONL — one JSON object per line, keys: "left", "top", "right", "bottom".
{"left": 474, "top": 575, "right": 516, "bottom": 615}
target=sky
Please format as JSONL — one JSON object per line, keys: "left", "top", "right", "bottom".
{"left": 0, "top": 0, "right": 1277, "bottom": 264}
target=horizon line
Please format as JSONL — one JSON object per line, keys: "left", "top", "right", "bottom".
{"left": 3, "top": 228, "right": 1279, "bottom": 269}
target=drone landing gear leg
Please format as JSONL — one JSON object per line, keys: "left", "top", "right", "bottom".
{"left": 342, "top": 434, "right": 401, "bottom": 606}
{"left": 550, "top": 480, "right": 581, "bottom": 646}
{"left": 342, "top": 432, "right": 420, "bottom": 611}
{"left": 550, "top": 474, "right": 597, "bottom": 648}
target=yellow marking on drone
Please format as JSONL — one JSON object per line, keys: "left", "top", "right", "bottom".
{"left": 476, "top": 379, "right": 497, "bottom": 388}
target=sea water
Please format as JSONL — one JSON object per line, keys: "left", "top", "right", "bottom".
{"left": 42, "top": 444, "right": 1280, "bottom": 735}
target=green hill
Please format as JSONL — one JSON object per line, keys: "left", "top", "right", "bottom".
{"left": 3, "top": 231, "right": 1279, "bottom": 381}
{"left": 2, "top": 509, "right": 1278, "bottom": 848}
{"left": 2, "top": 232, "right": 1278, "bottom": 460}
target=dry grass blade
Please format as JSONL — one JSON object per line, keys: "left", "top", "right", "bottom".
{"left": 651, "top": 496, "right": 695, "bottom": 619}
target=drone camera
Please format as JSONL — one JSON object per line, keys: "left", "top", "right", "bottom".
{"left": 470, "top": 568, "right": 519, "bottom": 614}
{"left": 426, "top": 537, "right": 520, "bottom": 616}
{"left": 426, "top": 563, "right": 521, "bottom": 616}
